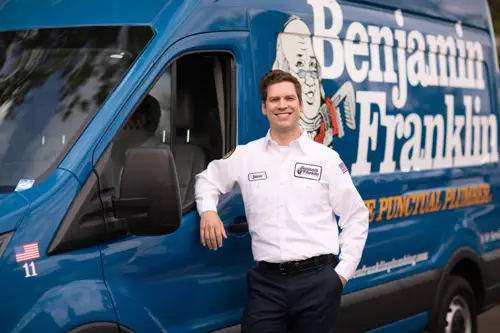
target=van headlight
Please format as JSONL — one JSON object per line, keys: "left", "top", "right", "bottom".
{"left": 0, "top": 232, "right": 13, "bottom": 257}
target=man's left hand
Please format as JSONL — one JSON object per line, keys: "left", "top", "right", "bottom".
{"left": 338, "top": 274, "right": 346, "bottom": 287}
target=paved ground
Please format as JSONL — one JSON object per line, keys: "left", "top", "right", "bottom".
{"left": 219, "top": 305, "right": 500, "bottom": 332}
{"left": 479, "top": 305, "right": 499, "bottom": 333}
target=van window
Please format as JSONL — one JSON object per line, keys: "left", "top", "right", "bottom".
{"left": 0, "top": 26, "right": 153, "bottom": 193}
{"left": 488, "top": 0, "right": 500, "bottom": 68}
{"left": 110, "top": 53, "right": 235, "bottom": 212}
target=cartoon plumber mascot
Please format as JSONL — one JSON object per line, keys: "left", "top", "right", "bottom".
{"left": 272, "top": 15, "right": 356, "bottom": 148}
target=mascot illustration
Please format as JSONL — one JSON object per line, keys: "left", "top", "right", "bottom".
{"left": 272, "top": 16, "right": 356, "bottom": 147}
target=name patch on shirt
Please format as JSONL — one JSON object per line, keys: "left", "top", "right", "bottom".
{"left": 294, "top": 163, "right": 322, "bottom": 181}
{"left": 248, "top": 172, "right": 267, "bottom": 181}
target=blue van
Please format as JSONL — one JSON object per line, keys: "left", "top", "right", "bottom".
{"left": 0, "top": 0, "right": 500, "bottom": 332}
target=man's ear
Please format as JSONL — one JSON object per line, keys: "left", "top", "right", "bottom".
{"left": 262, "top": 102, "right": 267, "bottom": 116}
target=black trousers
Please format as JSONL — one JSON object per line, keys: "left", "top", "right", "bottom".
{"left": 241, "top": 257, "right": 343, "bottom": 333}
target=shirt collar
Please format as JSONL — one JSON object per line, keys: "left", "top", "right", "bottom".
{"left": 264, "top": 128, "right": 309, "bottom": 153}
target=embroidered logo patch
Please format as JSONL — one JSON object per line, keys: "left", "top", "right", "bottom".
{"left": 294, "top": 163, "right": 322, "bottom": 180}
{"left": 248, "top": 172, "right": 267, "bottom": 181}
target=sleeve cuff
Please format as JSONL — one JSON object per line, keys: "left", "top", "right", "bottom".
{"left": 196, "top": 201, "right": 218, "bottom": 215}
{"left": 334, "top": 259, "right": 355, "bottom": 282}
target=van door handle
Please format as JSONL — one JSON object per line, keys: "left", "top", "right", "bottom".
{"left": 228, "top": 215, "right": 248, "bottom": 233}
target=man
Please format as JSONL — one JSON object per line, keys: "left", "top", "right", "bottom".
{"left": 194, "top": 70, "right": 369, "bottom": 332}
{"left": 272, "top": 15, "right": 357, "bottom": 147}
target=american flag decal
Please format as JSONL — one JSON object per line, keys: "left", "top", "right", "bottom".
{"left": 15, "top": 242, "right": 40, "bottom": 262}
{"left": 339, "top": 162, "right": 348, "bottom": 174}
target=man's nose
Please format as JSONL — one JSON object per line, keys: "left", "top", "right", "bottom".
{"left": 278, "top": 99, "right": 287, "bottom": 109}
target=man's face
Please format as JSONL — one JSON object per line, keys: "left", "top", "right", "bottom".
{"left": 262, "top": 81, "right": 302, "bottom": 133}
{"left": 282, "top": 34, "right": 321, "bottom": 119}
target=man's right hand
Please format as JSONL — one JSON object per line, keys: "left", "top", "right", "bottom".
{"left": 200, "top": 210, "right": 227, "bottom": 250}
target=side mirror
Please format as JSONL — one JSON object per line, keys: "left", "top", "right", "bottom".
{"left": 113, "top": 146, "right": 182, "bottom": 236}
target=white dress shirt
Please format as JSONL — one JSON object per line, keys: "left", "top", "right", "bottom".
{"left": 194, "top": 130, "right": 369, "bottom": 281}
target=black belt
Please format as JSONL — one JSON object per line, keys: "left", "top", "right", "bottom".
{"left": 256, "top": 254, "right": 336, "bottom": 275}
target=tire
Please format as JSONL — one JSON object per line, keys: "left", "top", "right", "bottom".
{"left": 428, "top": 276, "right": 477, "bottom": 333}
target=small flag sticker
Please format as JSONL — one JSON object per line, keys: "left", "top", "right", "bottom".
{"left": 339, "top": 162, "right": 348, "bottom": 174}
{"left": 14, "top": 179, "right": 35, "bottom": 192}
{"left": 15, "top": 242, "right": 40, "bottom": 262}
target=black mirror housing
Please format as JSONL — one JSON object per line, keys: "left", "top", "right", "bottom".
{"left": 115, "top": 146, "right": 182, "bottom": 236}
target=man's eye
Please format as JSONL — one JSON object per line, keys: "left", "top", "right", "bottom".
{"left": 296, "top": 60, "right": 304, "bottom": 68}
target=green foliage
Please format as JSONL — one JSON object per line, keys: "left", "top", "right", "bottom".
{"left": 488, "top": 0, "right": 500, "bottom": 63}
{"left": 488, "top": 0, "right": 500, "bottom": 33}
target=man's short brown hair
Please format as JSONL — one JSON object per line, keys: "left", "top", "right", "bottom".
{"left": 259, "top": 70, "right": 302, "bottom": 104}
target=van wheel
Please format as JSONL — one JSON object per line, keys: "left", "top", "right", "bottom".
{"left": 429, "top": 276, "right": 477, "bottom": 333}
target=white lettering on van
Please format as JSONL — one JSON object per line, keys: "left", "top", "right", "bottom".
{"left": 466, "top": 41, "right": 486, "bottom": 89}
{"left": 344, "top": 22, "right": 370, "bottom": 83}
{"left": 423, "top": 115, "right": 445, "bottom": 169}
{"left": 275, "top": 0, "right": 499, "bottom": 176}
{"left": 307, "top": 0, "right": 487, "bottom": 107}
{"left": 308, "top": 0, "right": 344, "bottom": 79}
{"left": 351, "top": 91, "right": 382, "bottom": 175}
{"left": 351, "top": 93, "right": 498, "bottom": 175}
{"left": 367, "top": 26, "right": 397, "bottom": 83}
{"left": 407, "top": 31, "right": 424, "bottom": 87}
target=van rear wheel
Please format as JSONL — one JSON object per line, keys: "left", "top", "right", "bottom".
{"left": 429, "top": 276, "right": 477, "bottom": 333}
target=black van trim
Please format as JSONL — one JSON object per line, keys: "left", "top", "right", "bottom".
{"left": 339, "top": 269, "right": 440, "bottom": 332}
{"left": 212, "top": 325, "right": 240, "bottom": 332}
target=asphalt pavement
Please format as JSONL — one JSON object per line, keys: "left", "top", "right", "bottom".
{"left": 217, "top": 305, "right": 499, "bottom": 332}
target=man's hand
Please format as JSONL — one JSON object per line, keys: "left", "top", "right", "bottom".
{"left": 338, "top": 274, "right": 347, "bottom": 288}
{"left": 200, "top": 210, "right": 227, "bottom": 250}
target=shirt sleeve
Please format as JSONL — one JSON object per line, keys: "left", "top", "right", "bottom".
{"left": 328, "top": 152, "right": 369, "bottom": 282}
{"left": 194, "top": 146, "right": 242, "bottom": 214}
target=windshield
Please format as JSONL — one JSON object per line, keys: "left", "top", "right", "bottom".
{"left": 0, "top": 26, "right": 153, "bottom": 193}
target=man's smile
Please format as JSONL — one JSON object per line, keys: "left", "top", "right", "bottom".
{"left": 274, "top": 112, "right": 293, "bottom": 119}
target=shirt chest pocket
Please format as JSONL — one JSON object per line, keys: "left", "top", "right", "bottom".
{"left": 243, "top": 172, "right": 272, "bottom": 213}
{"left": 292, "top": 177, "right": 329, "bottom": 209}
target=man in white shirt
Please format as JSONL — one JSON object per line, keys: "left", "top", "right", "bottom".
{"left": 194, "top": 69, "right": 369, "bottom": 332}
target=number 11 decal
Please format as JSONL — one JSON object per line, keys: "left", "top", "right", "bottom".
{"left": 23, "top": 261, "right": 38, "bottom": 278}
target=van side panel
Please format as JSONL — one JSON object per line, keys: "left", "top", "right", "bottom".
{"left": 341, "top": 0, "right": 490, "bottom": 31}
{"left": 0, "top": 170, "right": 117, "bottom": 332}
{"left": 244, "top": 0, "right": 500, "bottom": 331}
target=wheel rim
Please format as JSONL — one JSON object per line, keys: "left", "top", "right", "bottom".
{"left": 445, "top": 295, "right": 472, "bottom": 333}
